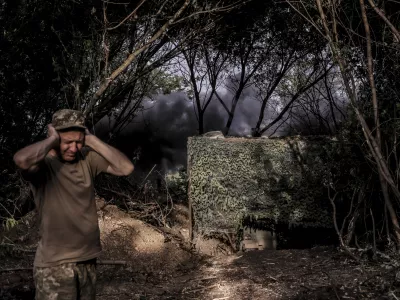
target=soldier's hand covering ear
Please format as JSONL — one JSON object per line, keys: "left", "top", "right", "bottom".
{"left": 47, "top": 124, "right": 60, "bottom": 141}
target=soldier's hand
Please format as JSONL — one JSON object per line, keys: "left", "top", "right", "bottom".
{"left": 85, "top": 128, "right": 93, "bottom": 137}
{"left": 47, "top": 124, "right": 60, "bottom": 145}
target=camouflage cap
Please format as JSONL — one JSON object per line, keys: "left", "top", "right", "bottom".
{"left": 52, "top": 109, "right": 86, "bottom": 130}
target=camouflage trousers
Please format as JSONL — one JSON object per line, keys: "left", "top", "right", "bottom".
{"left": 33, "top": 258, "right": 97, "bottom": 300}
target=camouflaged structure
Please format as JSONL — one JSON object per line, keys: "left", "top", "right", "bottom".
{"left": 187, "top": 135, "right": 337, "bottom": 237}
{"left": 52, "top": 109, "right": 86, "bottom": 130}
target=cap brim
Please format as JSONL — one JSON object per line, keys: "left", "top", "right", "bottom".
{"left": 54, "top": 124, "right": 87, "bottom": 130}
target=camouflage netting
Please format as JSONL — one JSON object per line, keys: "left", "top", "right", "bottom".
{"left": 188, "top": 135, "right": 339, "bottom": 235}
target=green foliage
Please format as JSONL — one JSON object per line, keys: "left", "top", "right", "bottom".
{"left": 165, "top": 168, "right": 188, "bottom": 199}
{"left": 149, "top": 71, "right": 185, "bottom": 96}
{"left": 4, "top": 218, "right": 18, "bottom": 232}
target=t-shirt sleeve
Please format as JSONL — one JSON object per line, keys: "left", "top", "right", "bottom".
{"left": 20, "top": 158, "right": 48, "bottom": 185}
{"left": 87, "top": 150, "right": 110, "bottom": 176}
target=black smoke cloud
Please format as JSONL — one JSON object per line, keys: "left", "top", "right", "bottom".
{"left": 97, "top": 78, "right": 347, "bottom": 173}
{"left": 96, "top": 85, "right": 267, "bottom": 172}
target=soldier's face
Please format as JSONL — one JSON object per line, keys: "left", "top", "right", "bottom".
{"left": 58, "top": 131, "right": 84, "bottom": 162}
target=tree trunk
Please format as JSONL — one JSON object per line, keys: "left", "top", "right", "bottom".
{"left": 198, "top": 111, "right": 204, "bottom": 135}
{"left": 345, "top": 188, "right": 364, "bottom": 246}
{"left": 316, "top": 0, "right": 400, "bottom": 245}
{"left": 223, "top": 91, "right": 241, "bottom": 135}
{"left": 380, "top": 176, "right": 400, "bottom": 243}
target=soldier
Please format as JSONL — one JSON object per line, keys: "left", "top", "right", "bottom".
{"left": 13, "top": 109, "right": 134, "bottom": 300}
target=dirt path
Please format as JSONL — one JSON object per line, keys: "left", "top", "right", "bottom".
{"left": 94, "top": 247, "right": 394, "bottom": 300}
{"left": 0, "top": 247, "right": 395, "bottom": 300}
{"left": 1, "top": 203, "right": 399, "bottom": 299}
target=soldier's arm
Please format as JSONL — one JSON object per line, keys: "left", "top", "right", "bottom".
{"left": 84, "top": 130, "right": 134, "bottom": 176}
{"left": 13, "top": 125, "right": 59, "bottom": 172}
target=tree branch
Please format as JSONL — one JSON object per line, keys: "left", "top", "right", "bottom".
{"left": 172, "top": 0, "right": 247, "bottom": 25}
{"left": 107, "top": 0, "right": 147, "bottom": 31}
{"left": 215, "top": 91, "right": 231, "bottom": 115}
{"left": 259, "top": 65, "right": 333, "bottom": 135}
{"left": 367, "top": 0, "right": 400, "bottom": 42}
{"left": 360, "top": 0, "right": 381, "bottom": 146}
{"left": 84, "top": 0, "right": 191, "bottom": 117}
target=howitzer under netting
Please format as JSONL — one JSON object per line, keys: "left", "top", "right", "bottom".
{"left": 188, "top": 136, "right": 337, "bottom": 234}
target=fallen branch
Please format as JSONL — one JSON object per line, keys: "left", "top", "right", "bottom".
{"left": 390, "top": 292, "right": 400, "bottom": 300}
{"left": 266, "top": 275, "right": 278, "bottom": 282}
{"left": 98, "top": 260, "right": 127, "bottom": 265}
{"left": 184, "top": 284, "right": 220, "bottom": 294}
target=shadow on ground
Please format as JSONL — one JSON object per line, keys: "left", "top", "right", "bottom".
{"left": 1, "top": 203, "right": 399, "bottom": 300}
{"left": 0, "top": 201, "right": 207, "bottom": 300}
{"left": 179, "top": 248, "right": 398, "bottom": 300}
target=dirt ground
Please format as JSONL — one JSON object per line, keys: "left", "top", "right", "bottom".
{"left": 1, "top": 199, "right": 400, "bottom": 300}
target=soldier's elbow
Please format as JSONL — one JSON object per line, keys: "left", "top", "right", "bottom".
{"left": 13, "top": 153, "right": 30, "bottom": 170}
{"left": 124, "top": 163, "right": 134, "bottom": 176}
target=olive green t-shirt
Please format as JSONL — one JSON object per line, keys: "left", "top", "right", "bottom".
{"left": 27, "top": 149, "right": 109, "bottom": 267}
